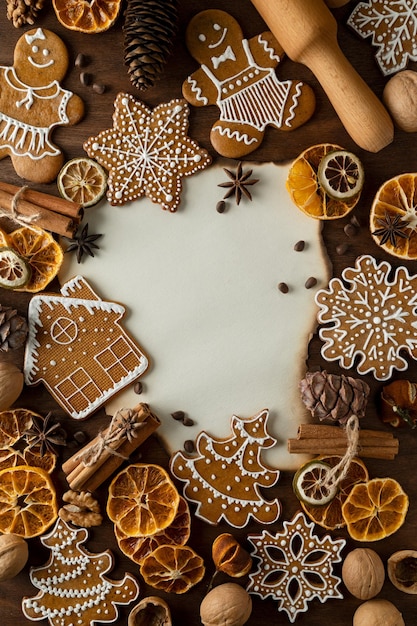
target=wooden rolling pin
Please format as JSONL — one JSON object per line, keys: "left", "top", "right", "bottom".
{"left": 250, "top": 0, "right": 394, "bottom": 152}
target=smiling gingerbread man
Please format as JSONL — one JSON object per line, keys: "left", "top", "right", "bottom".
{"left": 183, "top": 10, "right": 315, "bottom": 158}
{"left": 0, "top": 28, "right": 84, "bottom": 183}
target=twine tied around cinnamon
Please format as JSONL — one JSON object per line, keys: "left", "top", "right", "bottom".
{"left": 0, "top": 185, "right": 40, "bottom": 228}
{"left": 318, "top": 414, "right": 360, "bottom": 494}
{"left": 78, "top": 408, "right": 146, "bottom": 468}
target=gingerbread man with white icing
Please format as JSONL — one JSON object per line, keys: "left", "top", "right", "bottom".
{"left": 183, "top": 10, "right": 315, "bottom": 158}
{"left": 0, "top": 28, "right": 84, "bottom": 183}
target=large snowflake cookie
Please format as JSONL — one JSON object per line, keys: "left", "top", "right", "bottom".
{"left": 84, "top": 93, "right": 211, "bottom": 211}
{"left": 170, "top": 409, "right": 281, "bottom": 527}
{"left": 22, "top": 517, "right": 139, "bottom": 626}
{"left": 348, "top": 0, "right": 417, "bottom": 76}
{"left": 315, "top": 254, "right": 417, "bottom": 381}
{"left": 247, "top": 511, "right": 345, "bottom": 623}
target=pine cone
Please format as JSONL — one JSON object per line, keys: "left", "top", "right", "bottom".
{"left": 0, "top": 305, "right": 28, "bottom": 351}
{"left": 299, "top": 370, "right": 370, "bottom": 425}
{"left": 6, "top": 0, "right": 44, "bottom": 27}
{"left": 123, "top": 0, "right": 179, "bottom": 90}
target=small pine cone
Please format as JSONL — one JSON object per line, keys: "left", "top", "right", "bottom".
{"left": 0, "top": 305, "right": 28, "bottom": 351}
{"left": 6, "top": 0, "right": 45, "bottom": 27}
{"left": 123, "top": 0, "right": 179, "bottom": 90}
{"left": 300, "top": 370, "right": 370, "bottom": 425}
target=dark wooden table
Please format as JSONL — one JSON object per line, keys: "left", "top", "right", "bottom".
{"left": 1, "top": 1, "right": 417, "bottom": 624}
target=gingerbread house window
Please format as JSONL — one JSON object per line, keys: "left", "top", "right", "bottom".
{"left": 55, "top": 367, "right": 101, "bottom": 414}
{"left": 51, "top": 317, "right": 78, "bottom": 344}
{"left": 95, "top": 336, "right": 140, "bottom": 382}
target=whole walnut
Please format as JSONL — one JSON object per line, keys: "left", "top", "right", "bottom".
{"left": 0, "top": 533, "right": 28, "bottom": 582}
{"left": 342, "top": 548, "right": 385, "bottom": 600}
{"left": 353, "top": 599, "right": 404, "bottom": 626}
{"left": 200, "top": 583, "right": 252, "bottom": 626}
{"left": 383, "top": 70, "right": 417, "bottom": 132}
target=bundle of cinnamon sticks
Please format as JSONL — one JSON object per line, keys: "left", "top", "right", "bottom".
{"left": 288, "top": 423, "right": 399, "bottom": 460}
{"left": 0, "top": 181, "right": 82, "bottom": 237}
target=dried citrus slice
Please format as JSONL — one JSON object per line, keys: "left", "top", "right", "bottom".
{"left": 0, "top": 228, "right": 11, "bottom": 247}
{"left": 115, "top": 496, "right": 191, "bottom": 565}
{"left": 57, "top": 157, "right": 107, "bottom": 207}
{"left": 293, "top": 459, "right": 338, "bottom": 506}
{"left": 0, "top": 464, "right": 58, "bottom": 537}
{"left": 301, "top": 456, "right": 369, "bottom": 530}
{"left": 341, "top": 477, "right": 409, "bottom": 542}
{"left": 107, "top": 463, "right": 180, "bottom": 537}
{"left": 52, "top": 0, "right": 122, "bottom": 33}
{"left": 0, "top": 247, "right": 31, "bottom": 289}
{"left": 317, "top": 149, "right": 364, "bottom": 200}
{"left": 7, "top": 227, "right": 63, "bottom": 293}
{"left": 286, "top": 143, "right": 362, "bottom": 219}
{"left": 370, "top": 173, "right": 417, "bottom": 259}
{"left": 140, "top": 544, "right": 205, "bottom": 594}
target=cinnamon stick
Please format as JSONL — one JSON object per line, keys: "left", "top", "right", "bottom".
{"left": 0, "top": 181, "right": 82, "bottom": 219}
{"left": 63, "top": 403, "right": 160, "bottom": 492}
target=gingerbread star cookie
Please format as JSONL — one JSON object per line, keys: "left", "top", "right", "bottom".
{"left": 22, "top": 518, "right": 139, "bottom": 626}
{"left": 170, "top": 409, "right": 281, "bottom": 528}
{"left": 247, "top": 511, "right": 345, "bottom": 623}
{"left": 183, "top": 10, "right": 315, "bottom": 158}
{"left": 84, "top": 93, "right": 211, "bottom": 210}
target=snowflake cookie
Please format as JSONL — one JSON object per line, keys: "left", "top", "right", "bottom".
{"left": 315, "top": 254, "right": 417, "bottom": 381}
{"left": 348, "top": 0, "right": 417, "bottom": 76}
{"left": 170, "top": 409, "right": 281, "bottom": 527}
{"left": 247, "top": 511, "right": 345, "bottom": 623}
{"left": 84, "top": 93, "right": 211, "bottom": 211}
{"left": 22, "top": 517, "right": 139, "bottom": 626}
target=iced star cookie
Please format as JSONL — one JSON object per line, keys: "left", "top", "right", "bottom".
{"left": 0, "top": 28, "right": 84, "bottom": 183}
{"left": 22, "top": 517, "right": 139, "bottom": 626}
{"left": 170, "top": 409, "right": 281, "bottom": 528}
{"left": 182, "top": 10, "right": 315, "bottom": 158}
{"left": 84, "top": 93, "right": 211, "bottom": 211}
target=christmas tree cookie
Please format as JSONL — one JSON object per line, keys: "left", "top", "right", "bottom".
{"left": 22, "top": 517, "right": 139, "bottom": 626}
{"left": 170, "top": 409, "right": 281, "bottom": 527}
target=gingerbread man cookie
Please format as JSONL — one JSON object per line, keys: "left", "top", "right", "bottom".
{"left": 0, "top": 28, "right": 84, "bottom": 183}
{"left": 182, "top": 10, "right": 315, "bottom": 158}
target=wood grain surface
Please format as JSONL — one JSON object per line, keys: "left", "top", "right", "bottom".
{"left": 1, "top": 1, "right": 417, "bottom": 625}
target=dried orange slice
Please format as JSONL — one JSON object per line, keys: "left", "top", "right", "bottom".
{"left": 57, "top": 157, "right": 107, "bottom": 207}
{"left": 341, "top": 477, "right": 409, "bottom": 542}
{"left": 140, "top": 544, "right": 205, "bottom": 594}
{"left": 0, "top": 464, "right": 58, "bottom": 537}
{"left": 0, "top": 228, "right": 10, "bottom": 247}
{"left": 107, "top": 463, "right": 180, "bottom": 537}
{"left": 301, "top": 456, "right": 369, "bottom": 530}
{"left": 52, "top": 0, "right": 122, "bottom": 33}
{"left": 286, "top": 143, "right": 362, "bottom": 219}
{"left": 370, "top": 173, "right": 417, "bottom": 259}
{"left": 7, "top": 226, "right": 63, "bottom": 293}
{"left": 115, "top": 496, "right": 191, "bottom": 565}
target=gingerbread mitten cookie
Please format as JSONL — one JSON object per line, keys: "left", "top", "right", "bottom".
{"left": 0, "top": 28, "right": 84, "bottom": 183}
{"left": 182, "top": 10, "right": 315, "bottom": 158}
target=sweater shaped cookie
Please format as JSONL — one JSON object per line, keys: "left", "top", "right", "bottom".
{"left": 182, "top": 10, "right": 315, "bottom": 158}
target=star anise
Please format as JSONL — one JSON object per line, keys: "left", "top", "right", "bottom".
{"left": 218, "top": 162, "right": 259, "bottom": 205}
{"left": 372, "top": 212, "right": 410, "bottom": 247}
{"left": 24, "top": 412, "right": 67, "bottom": 457}
{"left": 64, "top": 223, "right": 103, "bottom": 263}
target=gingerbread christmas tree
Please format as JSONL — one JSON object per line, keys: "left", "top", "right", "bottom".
{"left": 170, "top": 409, "right": 281, "bottom": 527}
{"left": 22, "top": 518, "right": 139, "bottom": 626}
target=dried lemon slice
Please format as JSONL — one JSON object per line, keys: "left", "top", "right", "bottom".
{"left": 317, "top": 149, "right": 364, "bottom": 200}
{"left": 293, "top": 459, "right": 338, "bottom": 506}
{"left": 0, "top": 247, "right": 31, "bottom": 289}
{"left": 57, "top": 157, "right": 107, "bottom": 207}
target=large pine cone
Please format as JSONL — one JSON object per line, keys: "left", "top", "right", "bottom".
{"left": 0, "top": 305, "right": 28, "bottom": 351}
{"left": 300, "top": 370, "right": 370, "bottom": 425}
{"left": 123, "top": 0, "right": 179, "bottom": 90}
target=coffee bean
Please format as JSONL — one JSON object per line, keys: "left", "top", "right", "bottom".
{"left": 305, "top": 276, "right": 317, "bottom": 289}
{"left": 278, "top": 282, "right": 289, "bottom": 293}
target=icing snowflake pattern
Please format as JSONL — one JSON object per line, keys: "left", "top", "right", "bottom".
{"left": 348, "top": 0, "right": 417, "bottom": 75}
{"left": 84, "top": 93, "right": 211, "bottom": 211}
{"left": 247, "top": 512, "right": 345, "bottom": 623}
{"left": 315, "top": 255, "right": 417, "bottom": 381}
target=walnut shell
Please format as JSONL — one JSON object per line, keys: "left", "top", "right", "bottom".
{"left": 383, "top": 70, "right": 417, "bottom": 133}
{"left": 342, "top": 548, "right": 385, "bottom": 600}
{"left": 353, "top": 599, "right": 405, "bottom": 626}
{"left": 200, "top": 583, "right": 252, "bottom": 626}
{"left": 0, "top": 361, "right": 24, "bottom": 411}
{"left": 128, "top": 596, "right": 172, "bottom": 626}
{"left": 388, "top": 549, "right": 417, "bottom": 594}
{"left": 0, "top": 533, "right": 28, "bottom": 582}
{"left": 212, "top": 533, "right": 252, "bottom": 578}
